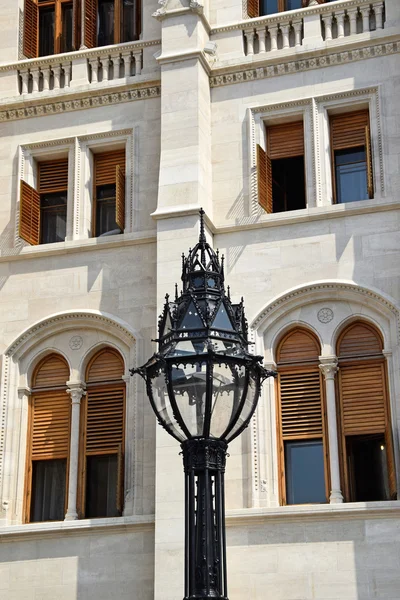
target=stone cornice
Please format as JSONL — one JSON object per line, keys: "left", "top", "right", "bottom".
{"left": 0, "top": 81, "right": 161, "bottom": 123}
{"left": 21, "top": 128, "right": 133, "bottom": 152}
{"left": 210, "top": 39, "right": 400, "bottom": 88}
{"left": 157, "top": 49, "right": 211, "bottom": 73}
{"left": 0, "top": 39, "right": 161, "bottom": 73}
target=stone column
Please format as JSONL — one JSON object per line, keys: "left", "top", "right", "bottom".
{"left": 319, "top": 357, "right": 343, "bottom": 503}
{"left": 65, "top": 383, "right": 86, "bottom": 520}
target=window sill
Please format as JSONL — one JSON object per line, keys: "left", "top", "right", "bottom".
{"left": 0, "top": 230, "right": 157, "bottom": 263}
{"left": 226, "top": 500, "right": 400, "bottom": 526}
{"left": 0, "top": 514, "right": 155, "bottom": 540}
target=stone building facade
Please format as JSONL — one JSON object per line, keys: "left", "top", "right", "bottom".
{"left": 0, "top": 0, "right": 400, "bottom": 598}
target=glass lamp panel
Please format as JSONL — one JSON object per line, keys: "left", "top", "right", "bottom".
{"left": 225, "top": 369, "right": 258, "bottom": 443}
{"left": 209, "top": 364, "right": 246, "bottom": 439}
{"left": 151, "top": 372, "right": 185, "bottom": 441}
{"left": 171, "top": 363, "right": 207, "bottom": 437}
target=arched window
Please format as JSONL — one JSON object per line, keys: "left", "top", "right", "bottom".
{"left": 276, "top": 328, "right": 329, "bottom": 505}
{"left": 336, "top": 321, "right": 396, "bottom": 501}
{"left": 79, "top": 348, "right": 125, "bottom": 518}
{"left": 25, "top": 353, "right": 70, "bottom": 523}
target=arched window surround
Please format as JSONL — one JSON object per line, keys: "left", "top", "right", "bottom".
{"left": 0, "top": 310, "right": 143, "bottom": 525}
{"left": 248, "top": 281, "right": 400, "bottom": 509}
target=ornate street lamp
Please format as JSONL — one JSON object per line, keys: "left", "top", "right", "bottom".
{"left": 131, "top": 209, "right": 275, "bottom": 600}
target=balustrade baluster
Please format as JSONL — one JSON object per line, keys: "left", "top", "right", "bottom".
{"left": 269, "top": 25, "right": 278, "bottom": 51}
{"left": 293, "top": 20, "right": 302, "bottom": 47}
{"left": 282, "top": 24, "right": 290, "bottom": 49}
{"left": 375, "top": 2, "right": 384, "bottom": 30}
{"left": 348, "top": 8, "right": 358, "bottom": 35}
{"left": 53, "top": 64, "right": 62, "bottom": 89}
{"left": 322, "top": 15, "right": 333, "bottom": 41}
{"left": 133, "top": 51, "right": 142, "bottom": 75}
{"left": 21, "top": 70, "right": 29, "bottom": 94}
{"left": 43, "top": 66, "right": 51, "bottom": 91}
{"left": 257, "top": 28, "right": 266, "bottom": 54}
{"left": 90, "top": 59, "right": 99, "bottom": 83}
{"left": 361, "top": 7, "right": 370, "bottom": 33}
{"left": 336, "top": 11, "right": 345, "bottom": 38}
{"left": 32, "top": 69, "right": 40, "bottom": 93}
{"left": 245, "top": 29, "right": 255, "bottom": 56}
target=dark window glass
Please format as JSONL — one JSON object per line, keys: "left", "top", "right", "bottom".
{"left": 31, "top": 459, "right": 66, "bottom": 522}
{"left": 347, "top": 435, "right": 390, "bottom": 502}
{"left": 335, "top": 147, "right": 368, "bottom": 203}
{"left": 261, "top": 0, "right": 279, "bottom": 14}
{"left": 286, "top": 0, "right": 302, "bottom": 9}
{"left": 96, "top": 184, "right": 121, "bottom": 236}
{"left": 98, "top": 0, "right": 115, "bottom": 46}
{"left": 122, "top": 0, "right": 135, "bottom": 42}
{"left": 41, "top": 192, "right": 67, "bottom": 244}
{"left": 61, "top": 3, "right": 74, "bottom": 53}
{"left": 180, "top": 300, "right": 204, "bottom": 329}
{"left": 285, "top": 440, "right": 326, "bottom": 504}
{"left": 86, "top": 455, "right": 119, "bottom": 518}
{"left": 39, "top": 7, "right": 55, "bottom": 57}
{"left": 211, "top": 303, "right": 234, "bottom": 331}
{"left": 272, "top": 155, "right": 306, "bottom": 213}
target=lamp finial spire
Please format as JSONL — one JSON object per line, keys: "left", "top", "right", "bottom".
{"left": 199, "top": 208, "right": 206, "bottom": 244}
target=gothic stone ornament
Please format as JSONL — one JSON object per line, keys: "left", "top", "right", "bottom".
{"left": 69, "top": 335, "right": 83, "bottom": 350}
{"left": 317, "top": 307, "right": 334, "bottom": 324}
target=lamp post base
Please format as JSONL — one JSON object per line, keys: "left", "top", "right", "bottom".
{"left": 181, "top": 438, "right": 229, "bottom": 600}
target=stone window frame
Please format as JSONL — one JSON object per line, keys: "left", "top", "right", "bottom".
{"left": 314, "top": 86, "right": 384, "bottom": 207}
{"left": 248, "top": 98, "right": 315, "bottom": 217}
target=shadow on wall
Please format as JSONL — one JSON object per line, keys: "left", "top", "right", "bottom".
{"left": 0, "top": 527, "right": 155, "bottom": 600}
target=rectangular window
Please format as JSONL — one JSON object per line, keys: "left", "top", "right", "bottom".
{"left": 257, "top": 120, "right": 306, "bottom": 214}
{"left": 31, "top": 459, "right": 67, "bottom": 522}
{"left": 330, "top": 109, "right": 373, "bottom": 203}
{"left": 346, "top": 434, "right": 390, "bottom": 502}
{"left": 93, "top": 149, "right": 125, "bottom": 237}
{"left": 85, "top": 0, "right": 140, "bottom": 48}
{"left": 85, "top": 455, "right": 119, "bottom": 518}
{"left": 19, "top": 157, "right": 68, "bottom": 246}
{"left": 285, "top": 440, "right": 326, "bottom": 504}
{"left": 24, "top": 0, "right": 75, "bottom": 58}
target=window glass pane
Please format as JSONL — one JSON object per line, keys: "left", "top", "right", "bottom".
{"left": 41, "top": 192, "right": 67, "bottom": 243}
{"left": 31, "top": 459, "right": 66, "bottom": 522}
{"left": 272, "top": 155, "right": 306, "bottom": 213}
{"left": 261, "top": 0, "right": 279, "bottom": 15}
{"left": 286, "top": 0, "right": 302, "bottom": 9}
{"left": 335, "top": 148, "right": 368, "bottom": 203}
{"left": 96, "top": 184, "right": 120, "bottom": 236}
{"left": 285, "top": 440, "right": 326, "bottom": 504}
{"left": 86, "top": 455, "right": 119, "bottom": 518}
{"left": 61, "top": 3, "right": 73, "bottom": 53}
{"left": 347, "top": 435, "right": 390, "bottom": 502}
{"left": 98, "top": 0, "right": 115, "bottom": 46}
{"left": 122, "top": 0, "right": 135, "bottom": 42}
{"left": 39, "top": 7, "right": 55, "bottom": 57}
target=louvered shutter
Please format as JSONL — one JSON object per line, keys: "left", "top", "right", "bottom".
{"left": 267, "top": 121, "right": 304, "bottom": 159}
{"left": 248, "top": 0, "right": 259, "bottom": 18}
{"left": 19, "top": 180, "right": 40, "bottom": 246}
{"left": 257, "top": 144, "right": 272, "bottom": 214}
{"left": 339, "top": 363, "right": 386, "bottom": 436}
{"left": 87, "top": 348, "right": 124, "bottom": 382}
{"left": 73, "top": 0, "right": 81, "bottom": 50}
{"left": 34, "top": 354, "right": 70, "bottom": 388}
{"left": 279, "top": 369, "right": 324, "bottom": 440}
{"left": 85, "top": 386, "right": 125, "bottom": 455}
{"left": 23, "top": 0, "right": 38, "bottom": 58}
{"left": 278, "top": 328, "right": 320, "bottom": 364}
{"left": 338, "top": 322, "right": 382, "bottom": 359}
{"left": 365, "top": 124, "right": 374, "bottom": 199}
{"left": 94, "top": 149, "right": 126, "bottom": 186}
{"left": 31, "top": 391, "right": 71, "bottom": 459}
{"left": 39, "top": 159, "right": 69, "bottom": 194}
{"left": 84, "top": 0, "right": 97, "bottom": 48}
{"left": 116, "top": 164, "right": 125, "bottom": 231}
{"left": 330, "top": 110, "right": 369, "bottom": 151}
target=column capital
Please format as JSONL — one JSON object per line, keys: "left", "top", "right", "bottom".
{"left": 17, "top": 386, "right": 31, "bottom": 399}
{"left": 67, "top": 382, "right": 86, "bottom": 405}
{"left": 319, "top": 356, "right": 338, "bottom": 380}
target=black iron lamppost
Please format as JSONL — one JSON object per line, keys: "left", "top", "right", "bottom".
{"left": 131, "top": 209, "right": 275, "bottom": 600}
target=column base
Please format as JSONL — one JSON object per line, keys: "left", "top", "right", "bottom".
{"left": 329, "top": 490, "right": 344, "bottom": 504}
{"left": 64, "top": 511, "right": 79, "bottom": 521}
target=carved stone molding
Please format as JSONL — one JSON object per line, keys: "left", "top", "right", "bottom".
{"left": 319, "top": 357, "right": 339, "bottom": 380}
{"left": 66, "top": 384, "right": 86, "bottom": 404}
{"left": 210, "top": 41, "right": 400, "bottom": 88}
{"left": 0, "top": 84, "right": 161, "bottom": 123}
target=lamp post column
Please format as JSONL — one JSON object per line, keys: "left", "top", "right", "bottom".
{"left": 319, "top": 357, "right": 343, "bottom": 504}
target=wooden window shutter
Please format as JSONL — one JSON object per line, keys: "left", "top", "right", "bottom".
{"left": 248, "top": 0, "right": 259, "bottom": 18}
{"left": 330, "top": 110, "right": 369, "bottom": 151}
{"left": 257, "top": 144, "right": 272, "bottom": 214}
{"left": 31, "top": 390, "right": 71, "bottom": 459}
{"left": 277, "top": 328, "right": 320, "bottom": 365}
{"left": 85, "top": 385, "right": 125, "bottom": 455}
{"left": 94, "top": 149, "right": 126, "bottom": 187}
{"left": 84, "top": 0, "right": 97, "bottom": 48}
{"left": 365, "top": 124, "right": 374, "bottom": 198}
{"left": 337, "top": 322, "right": 382, "bottom": 359}
{"left": 267, "top": 121, "right": 304, "bottom": 160}
{"left": 73, "top": 0, "right": 82, "bottom": 50}
{"left": 23, "top": 0, "right": 38, "bottom": 59}
{"left": 20, "top": 180, "right": 40, "bottom": 246}
{"left": 39, "top": 159, "right": 69, "bottom": 194}
{"left": 33, "top": 354, "right": 70, "bottom": 388}
{"left": 87, "top": 348, "right": 124, "bottom": 383}
{"left": 116, "top": 164, "right": 125, "bottom": 231}
{"left": 278, "top": 369, "right": 324, "bottom": 440}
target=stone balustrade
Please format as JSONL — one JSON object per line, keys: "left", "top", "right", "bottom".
{"left": 321, "top": 0, "right": 385, "bottom": 41}
{"left": 0, "top": 39, "right": 159, "bottom": 100}
{"left": 18, "top": 59, "right": 72, "bottom": 95}
{"left": 243, "top": 14, "right": 303, "bottom": 56}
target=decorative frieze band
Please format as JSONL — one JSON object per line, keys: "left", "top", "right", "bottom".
{"left": 210, "top": 41, "right": 399, "bottom": 88}
{"left": 0, "top": 83, "right": 161, "bottom": 123}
